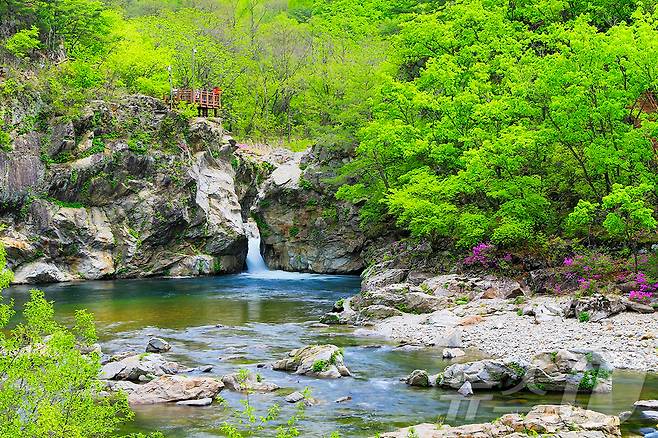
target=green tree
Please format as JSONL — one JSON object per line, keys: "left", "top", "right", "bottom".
{"left": 601, "top": 184, "right": 657, "bottom": 270}
{"left": 0, "top": 244, "right": 158, "bottom": 437}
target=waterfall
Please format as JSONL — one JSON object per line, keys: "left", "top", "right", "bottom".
{"left": 242, "top": 220, "right": 323, "bottom": 280}
{"left": 245, "top": 220, "right": 269, "bottom": 273}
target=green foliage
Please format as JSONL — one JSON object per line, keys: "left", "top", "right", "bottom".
{"left": 0, "top": 243, "right": 148, "bottom": 437}
{"left": 128, "top": 132, "right": 151, "bottom": 155}
{"left": 312, "top": 359, "right": 328, "bottom": 373}
{"left": 578, "top": 311, "right": 591, "bottom": 323}
{"left": 578, "top": 368, "right": 611, "bottom": 391}
{"left": 219, "top": 384, "right": 314, "bottom": 437}
{"left": 0, "top": 129, "right": 11, "bottom": 152}
{"left": 337, "top": 0, "right": 658, "bottom": 250}
{"left": 4, "top": 26, "right": 40, "bottom": 58}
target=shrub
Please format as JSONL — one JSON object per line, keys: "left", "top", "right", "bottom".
{"left": 4, "top": 26, "right": 40, "bottom": 58}
{"left": 0, "top": 129, "right": 11, "bottom": 152}
{"left": 578, "top": 311, "right": 590, "bottom": 323}
{"left": 311, "top": 360, "right": 328, "bottom": 372}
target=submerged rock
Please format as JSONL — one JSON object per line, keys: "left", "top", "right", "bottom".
{"left": 273, "top": 344, "right": 350, "bottom": 379}
{"left": 442, "top": 348, "right": 465, "bottom": 359}
{"left": 457, "top": 381, "right": 473, "bottom": 397}
{"left": 285, "top": 391, "right": 305, "bottom": 403}
{"left": 635, "top": 400, "right": 658, "bottom": 409}
{"left": 176, "top": 398, "right": 213, "bottom": 406}
{"left": 378, "top": 404, "right": 621, "bottom": 438}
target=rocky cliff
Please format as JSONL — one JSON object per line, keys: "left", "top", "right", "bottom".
{"left": 1, "top": 93, "right": 370, "bottom": 283}
{"left": 249, "top": 144, "right": 366, "bottom": 274}
{"left": 1, "top": 95, "right": 247, "bottom": 283}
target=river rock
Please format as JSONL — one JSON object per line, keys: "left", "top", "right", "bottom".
{"left": 405, "top": 369, "right": 430, "bottom": 387}
{"left": 442, "top": 348, "right": 465, "bottom": 359}
{"left": 439, "top": 359, "right": 526, "bottom": 390}
{"left": 285, "top": 391, "right": 305, "bottom": 403}
{"left": 99, "top": 353, "right": 182, "bottom": 381}
{"left": 525, "top": 349, "right": 613, "bottom": 393}
{"left": 176, "top": 398, "right": 213, "bottom": 406}
{"left": 221, "top": 372, "right": 280, "bottom": 392}
{"left": 533, "top": 303, "right": 565, "bottom": 323}
{"left": 457, "top": 381, "right": 473, "bottom": 397}
{"left": 635, "top": 400, "right": 658, "bottom": 409}
{"left": 146, "top": 337, "right": 171, "bottom": 353}
{"left": 127, "top": 375, "right": 224, "bottom": 405}
{"left": 622, "top": 298, "right": 656, "bottom": 314}
{"left": 273, "top": 344, "right": 350, "bottom": 378}
{"left": 642, "top": 411, "right": 658, "bottom": 421}
{"left": 378, "top": 404, "right": 621, "bottom": 437}
{"left": 565, "top": 294, "right": 626, "bottom": 322}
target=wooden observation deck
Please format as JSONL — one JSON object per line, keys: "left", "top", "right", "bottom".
{"left": 166, "top": 88, "right": 222, "bottom": 117}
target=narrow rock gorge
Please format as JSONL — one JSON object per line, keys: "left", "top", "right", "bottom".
{"left": 0, "top": 94, "right": 367, "bottom": 283}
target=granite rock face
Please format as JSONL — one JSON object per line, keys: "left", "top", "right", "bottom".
{"left": 1, "top": 95, "right": 249, "bottom": 283}
{"left": 251, "top": 144, "right": 366, "bottom": 274}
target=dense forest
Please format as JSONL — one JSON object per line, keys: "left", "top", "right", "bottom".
{"left": 2, "top": 0, "right": 658, "bottom": 254}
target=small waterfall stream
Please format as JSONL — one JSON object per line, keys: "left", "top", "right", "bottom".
{"left": 243, "top": 220, "right": 322, "bottom": 279}
{"left": 245, "top": 220, "right": 269, "bottom": 273}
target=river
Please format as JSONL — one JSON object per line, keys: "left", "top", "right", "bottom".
{"left": 4, "top": 228, "right": 657, "bottom": 437}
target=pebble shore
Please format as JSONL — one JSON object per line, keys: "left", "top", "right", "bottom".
{"left": 369, "top": 297, "right": 658, "bottom": 372}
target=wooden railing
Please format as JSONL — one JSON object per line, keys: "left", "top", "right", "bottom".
{"left": 165, "top": 88, "right": 222, "bottom": 116}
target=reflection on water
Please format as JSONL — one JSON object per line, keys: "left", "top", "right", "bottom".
{"left": 5, "top": 276, "right": 658, "bottom": 437}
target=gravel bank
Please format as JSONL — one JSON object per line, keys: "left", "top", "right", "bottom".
{"left": 367, "top": 297, "right": 658, "bottom": 372}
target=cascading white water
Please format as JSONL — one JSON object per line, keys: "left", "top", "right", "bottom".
{"left": 243, "top": 220, "right": 323, "bottom": 279}
{"left": 245, "top": 220, "right": 269, "bottom": 273}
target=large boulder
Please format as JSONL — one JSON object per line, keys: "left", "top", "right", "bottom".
{"left": 525, "top": 350, "right": 614, "bottom": 394}
{"left": 362, "top": 267, "right": 408, "bottom": 292}
{"left": 565, "top": 294, "right": 626, "bottom": 322}
{"left": 146, "top": 337, "right": 171, "bottom": 353}
{"left": 350, "top": 283, "right": 451, "bottom": 318}
{"left": 439, "top": 359, "right": 527, "bottom": 390}
{"left": 100, "top": 353, "right": 182, "bottom": 381}
{"left": 273, "top": 344, "right": 350, "bottom": 378}
{"left": 125, "top": 375, "right": 223, "bottom": 405}
{"left": 532, "top": 303, "right": 567, "bottom": 323}
{"left": 12, "top": 261, "right": 73, "bottom": 284}
{"left": 378, "top": 404, "right": 621, "bottom": 438}
{"left": 421, "top": 274, "right": 528, "bottom": 300}
{"left": 405, "top": 369, "right": 430, "bottom": 387}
